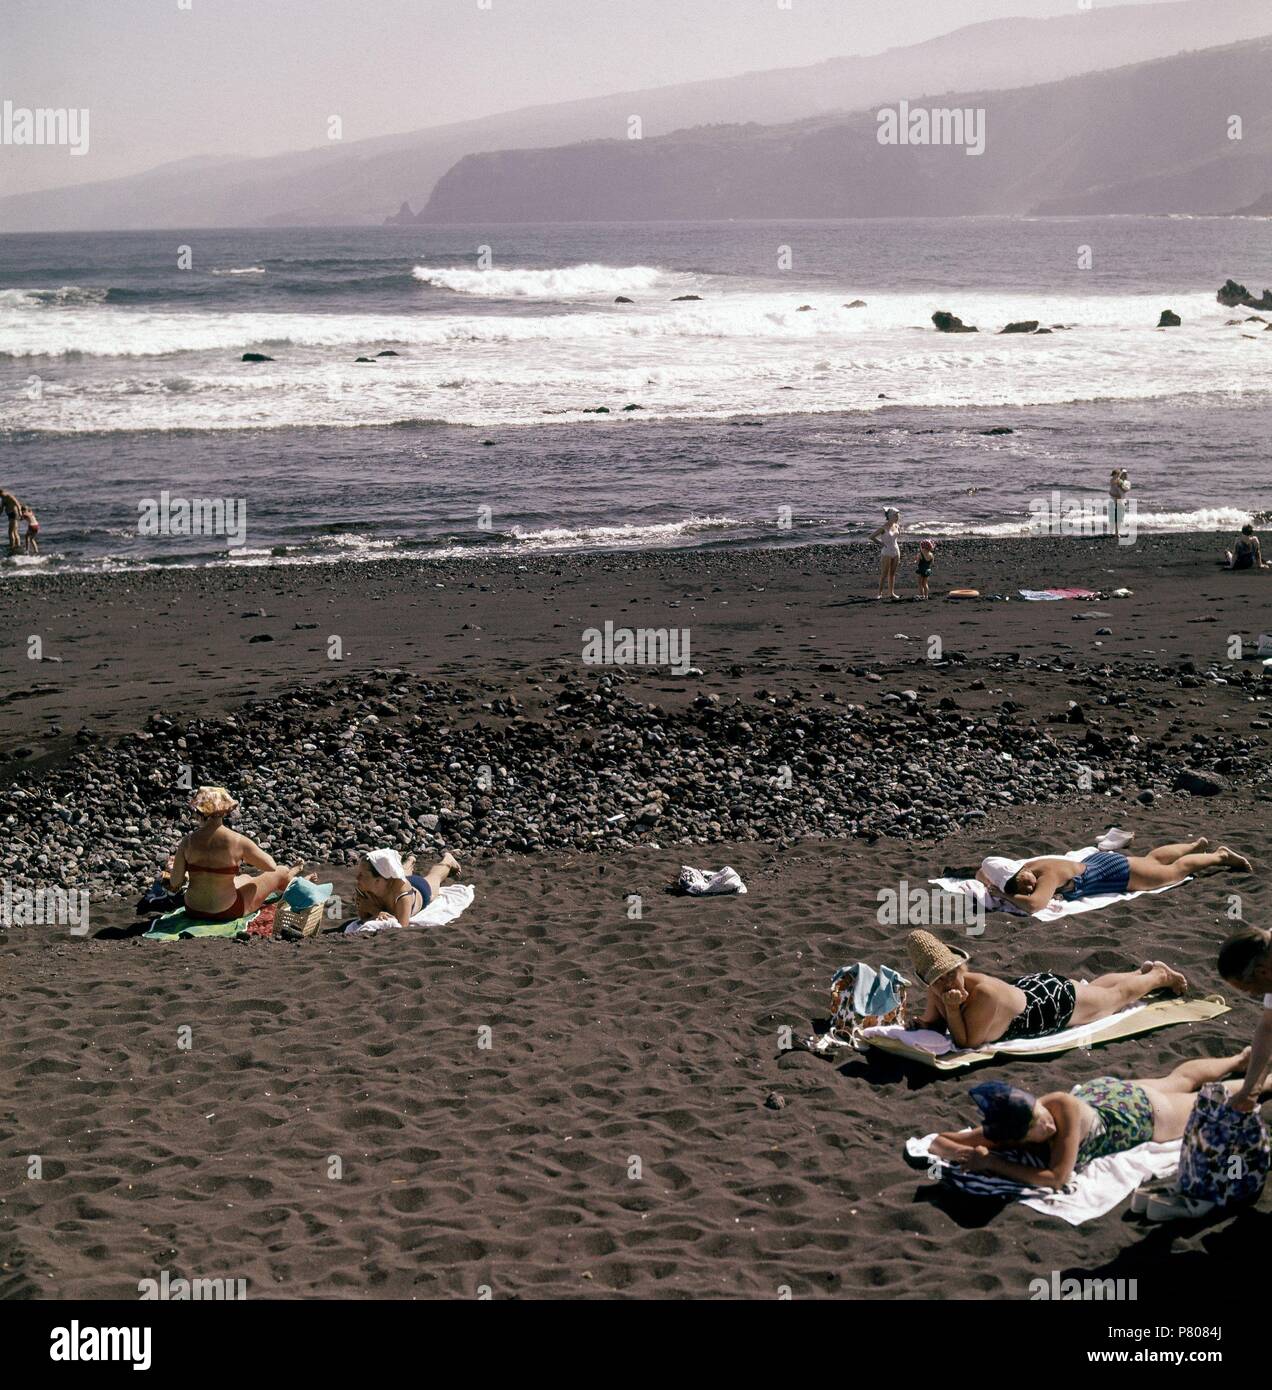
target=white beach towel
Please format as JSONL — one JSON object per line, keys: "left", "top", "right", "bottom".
{"left": 679, "top": 865, "right": 747, "bottom": 895}
{"left": 867, "top": 1002, "right": 1152, "bottom": 1058}
{"left": 344, "top": 883, "right": 475, "bottom": 935}
{"left": 907, "top": 1130, "right": 1181, "bottom": 1225}
{"left": 930, "top": 844, "right": 1191, "bottom": 921}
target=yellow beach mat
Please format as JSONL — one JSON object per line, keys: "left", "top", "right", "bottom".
{"left": 864, "top": 994, "right": 1229, "bottom": 1071}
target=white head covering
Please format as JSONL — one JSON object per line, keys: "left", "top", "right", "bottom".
{"left": 980, "top": 855, "right": 1024, "bottom": 892}
{"left": 366, "top": 848, "right": 406, "bottom": 879}
{"left": 885, "top": 507, "right": 900, "bottom": 522}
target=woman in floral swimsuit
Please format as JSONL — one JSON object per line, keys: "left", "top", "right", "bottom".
{"left": 928, "top": 1050, "right": 1268, "bottom": 1189}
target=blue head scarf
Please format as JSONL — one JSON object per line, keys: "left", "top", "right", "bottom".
{"left": 970, "top": 1081, "right": 1037, "bottom": 1142}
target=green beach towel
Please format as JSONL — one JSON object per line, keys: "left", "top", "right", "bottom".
{"left": 143, "top": 906, "right": 260, "bottom": 940}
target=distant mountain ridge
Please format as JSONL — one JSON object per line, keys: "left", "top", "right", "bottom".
{"left": 419, "top": 38, "right": 1272, "bottom": 222}
{"left": 0, "top": 0, "right": 1269, "bottom": 230}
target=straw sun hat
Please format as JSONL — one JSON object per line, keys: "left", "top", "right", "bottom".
{"left": 191, "top": 785, "right": 238, "bottom": 816}
{"left": 906, "top": 930, "right": 970, "bottom": 987}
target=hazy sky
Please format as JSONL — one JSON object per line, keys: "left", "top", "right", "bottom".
{"left": 2, "top": 0, "right": 1191, "bottom": 197}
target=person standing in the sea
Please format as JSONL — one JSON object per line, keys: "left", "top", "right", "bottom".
{"left": 1108, "top": 468, "right": 1130, "bottom": 536}
{"left": 0, "top": 491, "right": 21, "bottom": 555}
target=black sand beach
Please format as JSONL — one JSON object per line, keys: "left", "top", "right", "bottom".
{"left": 3, "top": 532, "right": 1270, "bottom": 1298}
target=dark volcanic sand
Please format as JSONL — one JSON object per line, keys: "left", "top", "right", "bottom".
{"left": 2, "top": 533, "right": 1271, "bottom": 1299}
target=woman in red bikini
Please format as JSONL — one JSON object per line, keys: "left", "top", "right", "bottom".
{"left": 165, "top": 786, "right": 302, "bottom": 922}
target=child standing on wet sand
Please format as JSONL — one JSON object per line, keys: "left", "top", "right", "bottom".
{"left": 915, "top": 539, "right": 935, "bottom": 598}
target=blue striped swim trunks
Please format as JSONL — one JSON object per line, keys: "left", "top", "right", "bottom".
{"left": 1061, "top": 851, "right": 1131, "bottom": 901}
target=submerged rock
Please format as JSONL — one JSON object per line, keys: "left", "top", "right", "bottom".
{"left": 1217, "top": 279, "right": 1272, "bottom": 310}
{"left": 932, "top": 310, "right": 977, "bottom": 333}
{"left": 240, "top": 352, "right": 274, "bottom": 363}
{"left": 999, "top": 320, "right": 1039, "bottom": 334}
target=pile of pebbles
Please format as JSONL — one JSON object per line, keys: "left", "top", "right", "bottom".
{"left": 1, "top": 664, "right": 1265, "bottom": 898}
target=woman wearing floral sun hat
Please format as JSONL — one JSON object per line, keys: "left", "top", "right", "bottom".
{"left": 163, "top": 786, "right": 303, "bottom": 923}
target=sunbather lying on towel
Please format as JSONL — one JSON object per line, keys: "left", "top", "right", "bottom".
{"left": 930, "top": 1050, "right": 1267, "bottom": 1189}
{"left": 977, "top": 839, "right": 1251, "bottom": 913}
{"left": 163, "top": 785, "right": 303, "bottom": 922}
{"left": 905, "top": 930, "right": 1188, "bottom": 1050}
{"left": 354, "top": 847, "right": 461, "bottom": 927}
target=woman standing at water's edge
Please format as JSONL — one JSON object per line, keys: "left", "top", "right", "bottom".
{"left": 870, "top": 508, "right": 902, "bottom": 599}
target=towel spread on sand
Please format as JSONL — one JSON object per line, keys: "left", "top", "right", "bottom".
{"left": 678, "top": 865, "right": 747, "bottom": 895}
{"left": 930, "top": 845, "right": 1192, "bottom": 921}
{"left": 864, "top": 995, "right": 1229, "bottom": 1070}
{"left": 1018, "top": 587, "right": 1099, "bottom": 601}
{"left": 906, "top": 1131, "right": 1181, "bottom": 1225}
{"left": 144, "top": 906, "right": 261, "bottom": 940}
{"left": 344, "top": 882, "right": 475, "bottom": 935}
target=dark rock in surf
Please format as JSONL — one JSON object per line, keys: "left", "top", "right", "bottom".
{"left": 999, "top": 320, "right": 1039, "bottom": 334}
{"left": 980, "top": 427, "right": 1013, "bottom": 435}
{"left": 355, "top": 356, "right": 376, "bottom": 363}
{"left": 614, "top": 296, "right": 633, "bottom": 304}
{"left": 1157, "top": 310, "right": 1182, "bottom": 328}
{"left": 1217, "top": 279, "right": 1272, "bottom": 310}
{"left": 376, "top": 350, "right": 400, "bottom": 357}
{"left": 932, "top": 311, "right": 977, "bottom": 333}
{"left": 672, "top": 295, "right": 702, "bottom": 302}
{"left": 1034, "top": 327, "right": 1053, "bottom": 334}
{"left": 796, "top": 304, "right": 814, "bottom": 312}
{"left": 241, "top": 352, "right": 274, "bottom": 363}
{"left": 844, "top": 299, "right": 867, "bottom": 308}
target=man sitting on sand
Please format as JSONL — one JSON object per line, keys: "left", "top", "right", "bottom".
{"left": 354, "top": 847, "right": 461, "bottom": 928}
{"left": 930, "top": 1050, "right": 1269, "bottom": 1190}
{"left": 976, "top": 839, "right": 1251, "bottom": 913}
{"left": 164, "top": 785, "right": 304, "bottom": 922}
{"left": 905, "top": 929, "right": 1188, "bottom": 1050}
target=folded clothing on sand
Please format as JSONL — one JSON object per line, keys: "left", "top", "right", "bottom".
{"left": 930, "top": 844, "right": 1191, "bottom": 920}
{"left": 1018, "top": 587, "right": 1099, "bottom": 601}
{"left": 678, "top": 865, "right": 747, "bottom": 895}
{"left": 345, "top": 882, "right": 475, "bottom": 935}
{"left": 906, "top": 1130, "right": 1181, "bottom": 1225}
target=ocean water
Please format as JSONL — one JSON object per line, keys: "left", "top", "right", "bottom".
{"left": 0, "top": 219, "right": 1269, "bottom": 572}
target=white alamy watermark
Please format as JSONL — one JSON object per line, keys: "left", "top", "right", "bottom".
{"left": 138, "top": 491, "right": 248, "bottom": 548}
{"left": 138, "top": 1269, "right": 248, "bottom": 1301}
{"left": 2, "top": 101, "right": 90, "bottom": 156}
{"left": 49, "top": 1324, "right": 150, "bottom": 1371}
{"left": 876, "top": 880, "right": 984, "bottom": 935}
{"left": 582, "top": 620, "right": 692, "bottom": 675}
{"left": 1028, "top": 492, "right": 1138, "bottom": 545}
{"left": 1029, "top": 1272, "right": 1137, "bottom": 1301}
{"left": 877, "top": 100, "right": 985, "bottom": 157}
{"left": 2, "top": 880, "right": 90, "bottom": 935}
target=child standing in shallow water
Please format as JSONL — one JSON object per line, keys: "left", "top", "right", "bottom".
{"left": 20, "top": 505, "right": 39, "bottom": 555}
{"left": 915, "top": 539, "right": 935, "bottom": 598}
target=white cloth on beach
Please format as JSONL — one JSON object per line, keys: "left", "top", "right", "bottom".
{"left": 907, "top": 1131, "right": 1181, "bottom": 1225}
{"left": 932, "top": 845, "right": 1190, "bottom": 921}
{"left": 679, "top": 865, "right": 747, "bottom": 895}
{"left": 345, "top": 883, "right": 475, "bottom": 935}
{"left": 366, "top": 848, "right": 406, "bottom": 880}
{"left": 867, "top": 1002, "right": 1152, "bottom": 1058}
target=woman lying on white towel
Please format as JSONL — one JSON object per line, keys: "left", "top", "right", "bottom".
{"left": 977, "top": 838, "right": 1251, "bottom": 913}
{"left": 354, "top": 848, "right": 461, "bottom": 928}
{"left": 930, "top": 1050, "right": 1264, "bottom": 1190}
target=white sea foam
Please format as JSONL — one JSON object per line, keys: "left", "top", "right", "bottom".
{"left": 1, "top": 289, "right": 1266, "bottom": 432}
{"left": 411, "top": 262, "right": 669, "bottom": 298}
{"left": 211, "top": 266, "right": 267, "bottom": 276}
